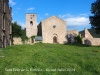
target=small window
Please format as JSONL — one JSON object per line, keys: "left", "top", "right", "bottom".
{"left": 30, "top": 21, "right": 33, "bottom": 26}
{"left": 53, "top": 25, "right": 56, "bottom": 28}
{"left": 30, "top": 17, "right": 32, "bottom": 19}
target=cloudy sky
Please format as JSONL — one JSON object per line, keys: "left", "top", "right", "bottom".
{"left": 9, "top": 0, "right": 95, "bottom": 31}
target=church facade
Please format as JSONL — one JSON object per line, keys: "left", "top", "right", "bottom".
{"left": 38, "top": 16, "right": 67, "bottom": 44}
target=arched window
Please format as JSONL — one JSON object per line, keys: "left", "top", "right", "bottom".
{"left": 30, "top": 21, "right": 33, "bottom": 26}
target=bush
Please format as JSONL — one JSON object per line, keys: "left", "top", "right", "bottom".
{"left": 75, "top": 35, "right": 82, "bottom": 44}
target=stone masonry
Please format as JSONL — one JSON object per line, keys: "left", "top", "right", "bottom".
{"left": 67, "top": 30, "right": 79, "bottom": 43}
{"left": 26, "top": 14, "right": 37, "bottom": 38}
{"left": 26, "top": 14, "right": 100, "bottom": 45}
{"left": 0, "top": 0, "right": 12, "bottom": 48}
{"left": 80, "top": 28, "right": 100, "bottom": 46}
{"left": 38, "top": 16, "right": 67, "bottom": 44}
{"left": 26, "top": 14, "right": 79, "bottom": 44}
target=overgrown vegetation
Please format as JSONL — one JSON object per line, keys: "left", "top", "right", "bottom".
{"left": 12, "top": 22, "right": 22, "bottom": 37}
{"left": 0, "top": 43, "right": 100, "bottom": 75}
{"left": 21, "top": 28, "right": 28, "bottom": 42}
{"left": 75, "top": 35, "right": 82, "bottom": 44}
{"left": 12, "top": 22, "right": 28, "bottom": 42}
{"left": 31, "top": 36, "right": 36, "bottom": 43}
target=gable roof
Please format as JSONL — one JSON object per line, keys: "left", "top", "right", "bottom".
{"left": 42, "top": 15, "right": 66, "bottom": 22}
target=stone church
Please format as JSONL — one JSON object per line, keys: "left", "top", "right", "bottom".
{"left": 38, "top": 16, "right": 67, "bottom": 44}
{"left": 26, "top": 13, "right": 79, "bottom": 44}
{"left": 0, "top": 0, "right": 12, "bottom": 48}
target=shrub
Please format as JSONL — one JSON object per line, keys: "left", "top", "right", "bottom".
{"left": 75, "top": 35, "right": 82, "bottom": 44}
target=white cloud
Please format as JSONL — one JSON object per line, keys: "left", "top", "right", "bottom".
{"left": 64, "top": 17, "right": 89, "bottom": 26}
{"left": 45, "top": 13, "right": 49, "bottom": 16}
{"left": 9, "top": 0, "right": 16, "bottom": 6}
{"left": 59, "top": 14, "right": 73, "bottom": 18}
{"left": 27, "top": 7, "right": 35, "bottom": 11}
{"left": 59, "top": 14, "right": 89, "bottom": 26}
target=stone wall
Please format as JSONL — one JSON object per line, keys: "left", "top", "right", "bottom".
{"left": 13, "top": 37, "right": 37, "bottom": 45}
{"left": 67, "top": 30, "right": 79, "bottom": 43}
{"left": 0, "top": 0, "right": 3, "bottom": 48}
{"left": 80, "top": 28, "right": 100, "bottom": 46}
{"left": 26, "top": 14, "right": 37, "bottom": 38}
{"left": 0, "top": 0, "right": 12, "bottom": 48}
{"left": 83, "top": 38, "right": 100, "bottom": 46}
{"left": 26, "top": 14, "right": 100, "bottom": 45}
{"left": 84, "top": 28, "right": 93, "bottom": 38}
{"left": 39, "top": 16, "right": 67, "bottom": 44}
{"left": 13, "top": 37, "right": 22, "bottom": 45}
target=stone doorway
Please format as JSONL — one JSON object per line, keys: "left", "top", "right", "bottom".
{"left": 53, "top": 36, "right": 57, "bottom": 43}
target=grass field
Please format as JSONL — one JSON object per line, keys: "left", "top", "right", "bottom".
{"left": 0, "top": 43, "right": 100, "bottom": 75}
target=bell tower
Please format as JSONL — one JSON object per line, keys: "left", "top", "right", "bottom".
{"left": 26, "top": 14, "right": 37, "bottom": 38}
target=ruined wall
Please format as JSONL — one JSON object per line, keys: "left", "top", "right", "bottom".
{"left": 0, "top": 0, "right": 12, "bottom": 48}
{"left": 81, "top": 28, "right": 100, "bottom": 46}
{"left": 83, "top": 38, "right": 100, "bottom": 46}
{"left": 67, "top": 30, "right": 79, "bottom": 43}
{"left": 84, "top": 28, "right": 93, "bottom": 38}
{"left": 0, "top": 0, "right": 3, "bottom": 48}
{"left": 13, "top": 37, "right": 22, "bottom": 45}
{"left": 13, "top": 37, "right": 36, "bottom": 45}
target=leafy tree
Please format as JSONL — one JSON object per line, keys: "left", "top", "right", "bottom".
{"left": 12, "top": 22, "right": 22, "bottom": 37}
{"left": 75, "top": 35, "right": 82, "bottom": 44}
{"left": 21, "top": 28, "right": 28, "bottom": 42}
{"left": 89, "top": 0, "right": 100, "bottom": 34}
{"left": 12, "top": 22, "right": 29, "bottom": 43}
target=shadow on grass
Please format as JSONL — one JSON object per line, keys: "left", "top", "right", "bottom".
{"left": 36, "top": 42, "right": 91, "bottom": 47}
{"left": 64, "top": 43, "right": 91, "bottom": 47}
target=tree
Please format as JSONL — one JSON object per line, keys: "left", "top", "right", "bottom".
{"left": 75, "top": 35, "right": 82, "bottom": 44}
{"left": 21, "top": 28, "right": 28, "bottom": 42}
{"left": 89, "top": 0, "right": 100, "bottom": 34}
{"left": 12, "top": 22, "right": 22, "bottom": 37}
{"left": 12, "top": 22, "right": 29, "bottom": 43}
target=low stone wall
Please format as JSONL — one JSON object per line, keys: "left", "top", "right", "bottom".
{"left": 67, "top": 30, "right": 79, "bottom": 43}
{"left": 13, "top": 37, "right": 36, "bottom": 45}
{"left": 13, "top": 37, "right": 22, "bottom": 45}
{"left": 25, "top": 38, "right": 36, "bottom": 44}
{"left": 83, "top": 38, "right": 100, "bottom": 46}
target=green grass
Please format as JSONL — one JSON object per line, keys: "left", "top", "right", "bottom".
{"left": 0, "top": 43, "right": 100, "bottom": 75}
{"left": 0, "top": 49, "right": 5, "bottom": 58}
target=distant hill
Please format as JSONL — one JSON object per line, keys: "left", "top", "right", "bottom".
{"left": 79, "top": 29, "right": 100, "bottom": 38}
{"left": 88, "top": 29, "right": 100, "bottom": 38}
